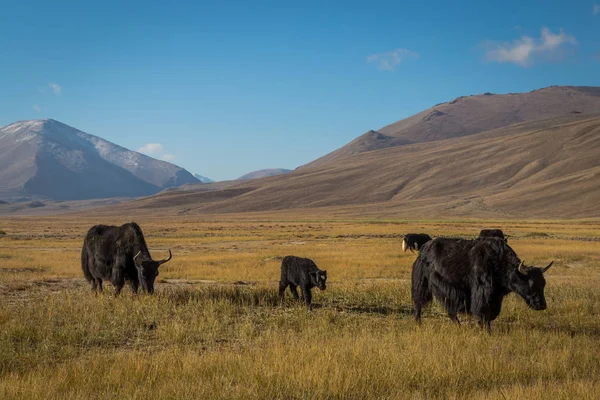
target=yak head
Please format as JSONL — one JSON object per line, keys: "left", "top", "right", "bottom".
{"left": 133, "top": 249, "right": 172, "bottom": 294}
{"left": 310, "top": 269, "right": 327, "bottom": 290}
{"left": 509, "top": 260, "right": 553, "bottom": 310}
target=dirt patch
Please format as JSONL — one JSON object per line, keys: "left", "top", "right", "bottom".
{"left": 0, "top": 267, "right": 48, "bottom": 273}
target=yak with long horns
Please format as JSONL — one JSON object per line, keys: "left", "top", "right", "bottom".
{"left": 411, "top": 237, "right": 552, "bottom": 333}
{"left": 81, "top": 222, "right": 172, "bottom": 295}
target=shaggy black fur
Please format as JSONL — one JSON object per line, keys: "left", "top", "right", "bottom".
{"left": 81, "top": 222, "right": 172, "bottom": 295}
{"left": 279, "top": 255, "right": 327, "bottom": 310}
{"left": 402, "top": 233, "right": 433, "bottom": 253}
{"left": 479, "top": 229, "right": 507, "bottom": 242}
{"left": 411, "top": 237, "right": 552, "bottom": 333}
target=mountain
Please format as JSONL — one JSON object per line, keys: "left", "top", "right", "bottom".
{"left": 0, "top": 119, "right": 199, "bottom": 201}
{"left": 237, "top": 168, "right": 292, "bottom": 180}
{"left": 7, "top": 86, "right": 600, "bottom": 219}
{"left": 92, "top": 86, "right": 600, "bottom": 219}
{"left": 308, "top": 86, "right": 600, "bottom": 167}
{"left": 103, "top": 113, "right": 600, "bottom": 218}
{"left": 194, "top": 174, "right": 215, "bottom": 183}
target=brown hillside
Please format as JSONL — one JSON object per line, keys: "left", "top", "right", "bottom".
{"left": 96, "top": 114, "right": 600, "bottom": 219}
{"left": 307, "top": 86, "right": 600, "bottom": 168}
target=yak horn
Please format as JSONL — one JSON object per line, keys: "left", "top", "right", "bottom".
{"left": 133, "top": 250, "right": 142, "bottom": 263}
{"left": 158, "top": 249, "right": 172, "bottom": 265}
{"left": 517, "top": 260, "right": 527, "bottom": 275}
{"left": 542, "top": 261, "right": 554, "bottom": 273}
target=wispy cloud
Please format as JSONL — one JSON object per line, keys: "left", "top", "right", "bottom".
{"left": 33, "top": 105, "right": 41, "bottom": 112}
{"left": 138, "top": 143, "right": 176, "bottom": 162}
{"left": 48, "top": 82, "right": 62, "bottom": 95}
{"left": 594, "top": 3, "right": 600, "bottom": 15}
{"left": 367, "top": 48, "right": 419, "bottom": 71}
{"left": 137, "top": 143, "right": 165, "bottom": 155}
{"left": 483, "top": 27, "right": 577, "bottom": 67}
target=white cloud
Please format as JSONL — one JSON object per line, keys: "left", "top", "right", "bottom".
{"left": 367, "top": 48, "right": 419, "bottom": 71}
{"left": 48, "top": 82, "right": 62, "bottom": 95}
{"left": 594, "top": 4, "right": 600, "bottom": 15}
{"left": 484, "top": 27, "right": 577, "bottom": 67}
{"left": 137, "top": 143, "right": 165, "bottom": 155}
{"left": 33, "top": 104, "right": 41, "bottom": 112}
{"left": 138, "top": 143, "right": 176, "bottom": 162}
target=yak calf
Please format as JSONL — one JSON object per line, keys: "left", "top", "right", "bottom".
{"left": 279, "top": 255, "right": 327, "bottom": 310}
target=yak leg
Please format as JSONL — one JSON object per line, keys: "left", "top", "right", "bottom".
{"left": 430, "top": 271, "right": 467, "bottom": 325}
{"left": 474, "top": 294, "right": 502, "bottom": 335}
{"left": 95, "top": 278, "right": 103, "bottom": 293}
{"left": 289, "top": 284, "right": 300, "bottom": 300}
{"left": 478, "top": 319, "right": 492, "bottom": 335}
{"left": 278, "top": 281, "right": 288, "bottom": 304}
{"left": 112, "top": 268, "right": 125, "bottom": 296}
{"left": 471, "top": 275, "right": 495, "bottom": 334}
{"left": 301, "top": 285, "right": 313, "bottom": 310}
{"left": 128, "top": 279, "right": 139, "bottom": 294}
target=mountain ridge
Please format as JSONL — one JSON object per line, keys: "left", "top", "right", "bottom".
{"left": 306, "top": 85, "right": 600, "bottom": 168}
{"left": 0, "top": 119, "right": 200, "bottom": 201}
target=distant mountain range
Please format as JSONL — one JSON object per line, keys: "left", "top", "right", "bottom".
{"left": 237, "top": 168, "right": 292, "bottom": 180}
{"left": 0, "top": 119, "right": 200, "bottom": 201}
{"left": 97, "top": 86, "right": 600, "bottom": 219}
{"left": 194, "top": 174, "right": 215, "bottom": 183}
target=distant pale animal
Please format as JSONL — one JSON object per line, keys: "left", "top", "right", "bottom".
{"left": 81, "top": 222, "right": 172, "bottom": 295}
{"left": 279, "top": 256, "right": 327, "bottom": 310}
{"left": 411, "top": 237, "right": 552, "bottom": 333}
{"left": 402, "top": 233, "right": 433, "bottom": 253}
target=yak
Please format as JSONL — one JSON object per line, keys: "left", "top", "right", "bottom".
{"left": 479, "top": 228, "right": 507, "bottom": 242}
{"left": 402, "top": 233, "right": 433, "bottom": 253}
{"left": 279, "top": 255, "right": 327, "bottom": 310}
{"left": 411, "top": 237, "right": 552, "bottom": 333}
{"left": 81, "top": 222, "right": 172, "bottom": 295}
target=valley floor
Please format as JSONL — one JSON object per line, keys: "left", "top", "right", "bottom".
{"left": 1, "top": 216, "right": 599, "bottom": 399}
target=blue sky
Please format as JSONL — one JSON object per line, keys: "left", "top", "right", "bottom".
{"left": 1, "top": 0, "right": 599, "bottom": 181}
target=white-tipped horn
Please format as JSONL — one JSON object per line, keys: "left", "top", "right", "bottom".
{"left": 542, "top": 261, "right": 554, "bottom": 273}
{"left": 517, "top": 260, "right": 527, "bottom": 275}
{"left": 158, "top": 249, "right": 172, "bottom": 265}
{"left": 133, "top": 250, "right": 142, "bottom": 263}
{"left": 402, "top": 239, "right": 407, "bottom": 252}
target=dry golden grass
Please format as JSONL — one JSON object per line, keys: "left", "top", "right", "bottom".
{"left": 0, "top": 216, "right": 599, "bottom": 399}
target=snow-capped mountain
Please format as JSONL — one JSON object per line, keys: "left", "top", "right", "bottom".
{"left": 0, "top": 119, "right": 200, "bottom": 201}
{"left": 194, "top": 174, "right": 215, "bottom": 183}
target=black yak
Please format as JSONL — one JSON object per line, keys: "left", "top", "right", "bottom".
{"left": 279, "top": 255, "right": 327, "bottom": 310}
{"left": 402, "top": 233, "right": 433, "bottom": 253}
{"left": 479, "top": 229, "right": 507, "bottom": 242}
{"left": 81, "top": 222, "right": 172, "bottom": 295}
{"left": 411, "top": 237, "right": 552, "bottom": 333}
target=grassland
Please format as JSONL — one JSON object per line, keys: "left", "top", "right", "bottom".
{"left": 1, "top": 216, "right": 599, "bottom": 399}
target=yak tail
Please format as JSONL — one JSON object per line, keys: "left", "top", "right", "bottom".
{"left": 81, "top": 246, "right": 94, "bottom": 283}
{"left": 402, "top": 238, "right": 408, "bottom": 252}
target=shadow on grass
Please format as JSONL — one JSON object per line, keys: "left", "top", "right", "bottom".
{"left": 333, "top": 304, "right": 414, "bottom": 317}
{"left": 158, "top": 285, "right": 280, "bottom": 307}
{"left": 157, "top": 285, "right": 416, "bottom": 317}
